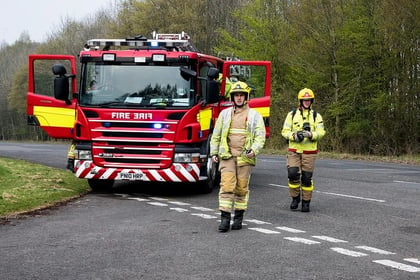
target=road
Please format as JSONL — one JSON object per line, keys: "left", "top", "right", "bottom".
{"left": 0, "top": 141, "right": 419, "bottom": 280}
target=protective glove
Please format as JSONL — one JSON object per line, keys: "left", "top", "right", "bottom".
{"left": 301, "top": 130, "right": 312, "bottom": 139}
{"left": 293, "top": 131, "right": 304, "bottom": 142}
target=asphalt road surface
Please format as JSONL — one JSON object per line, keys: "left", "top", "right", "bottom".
{"left": 0, "top": 141, "right": 419, "bottom": 280}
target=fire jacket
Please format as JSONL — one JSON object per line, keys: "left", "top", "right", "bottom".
{"left": 210, "top": 105, "right": 266, "bottom": 166}
{"left": 281, "top": 108, "right": 326, "bottom": 154}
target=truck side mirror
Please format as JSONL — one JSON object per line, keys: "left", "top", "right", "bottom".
{"left": 205, "top": 67, "right": 220, "bottom": 104}
{"left": 206, "top": 79, "right": 220, "bottom": 104}
{"left": 52, "top": 64, "right": 71, "bottom": 104}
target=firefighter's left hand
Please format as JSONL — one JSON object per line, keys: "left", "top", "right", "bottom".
{"left": 301, "top": 131, "right": 312, "bottom": 139}
{"left": 246, "top": 149, "right": 255, "bottom": 158}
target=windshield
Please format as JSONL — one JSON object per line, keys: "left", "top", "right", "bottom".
{"left": 80, "top": 64, "right": 195, "bottom": 108}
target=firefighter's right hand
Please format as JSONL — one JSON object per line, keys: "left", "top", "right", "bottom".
{"left": 211, "top": 155, "right": 219, "bottom": 163}
{"left": 293, "top": 131, "right": 304, "bottom": 142}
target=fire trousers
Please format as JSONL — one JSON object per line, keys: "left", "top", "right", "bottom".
{"left": 286, "top": 151, "right": 317, "bottom": 201}
{"left": 218, "top": 157, "right": 253, "bottom": 213}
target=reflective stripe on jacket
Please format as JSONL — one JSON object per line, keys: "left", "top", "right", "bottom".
{"left": 210, "top": 106, "right": 266, "bottom": 166}
{"left": 281, "top": 108, "right": 325, "bottom": 154}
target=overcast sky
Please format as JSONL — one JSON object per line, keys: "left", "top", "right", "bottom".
{"left": 0, "top": 0, "right": 117, "bottom": 45}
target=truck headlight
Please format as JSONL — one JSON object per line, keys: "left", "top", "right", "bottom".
{"left": 174, "top": 153, "right": 200, "bottom": 163}
{"left": 75, "top": 150, "right": 92, "bottom": 160}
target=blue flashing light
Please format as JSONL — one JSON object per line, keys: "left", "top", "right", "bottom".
{"left": 153, "top": 123, "right": 163, "bottom": 129}
{"left": 150, "top": 41, "right": 159, "bottom": 47}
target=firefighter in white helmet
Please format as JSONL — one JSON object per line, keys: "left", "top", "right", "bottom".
{"left": 210, "top": 81, "right": 266, "bottom": 232}
{"left": 281, "top": 88, "right": 326, "bottom": 212}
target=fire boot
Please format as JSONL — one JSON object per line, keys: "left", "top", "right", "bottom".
{"left": 290, "top": 195, "right": 301, "bottom": 210}
{"left": 66, "top": 159, "right": 74, "bottom": 171}
{"left": 231, "top": 210, "right": 245, "bottom": 230}
{"left": 301, "top": 200, "right": 311, "bottom": 212}
{"left": 218, "top": 211, "right": 231, "bottom": 232}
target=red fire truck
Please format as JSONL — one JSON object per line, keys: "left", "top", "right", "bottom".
{"left": 27, "top": 32, "right": 271, "bottom": 193}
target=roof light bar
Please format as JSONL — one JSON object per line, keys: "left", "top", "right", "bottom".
{"left": 86, "top": 32, "right": 198, "bottom": 52}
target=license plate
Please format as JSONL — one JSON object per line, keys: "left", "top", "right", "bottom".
{"left": 117, "top": 172, "right": 144, "bottom": 180}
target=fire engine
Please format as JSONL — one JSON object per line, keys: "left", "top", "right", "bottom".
{"left": 27, "top": 32, "right": 271, "bottom": 193}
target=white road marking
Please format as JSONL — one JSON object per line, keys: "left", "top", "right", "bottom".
{"left": 284, "top": 237, "right": 321, "bottom": 245}
{"left": 190, "top": 206, "right": 214, "bottom": 212}
{"left": 312, "top": 236, "right": 348, "bottom": 243}
{"left": 248, "top": 228, "right": 281, "bottom": 234}
{"left": 168, "top": 201, "right": 191, "bottom": 206}
{"left": 320, "top": 191, "right": 386, "bottom": 202}
{"left": 404, "top": 258, "right": 420, "bottom": 265}
{"left": 394, "top": 180, "right": 420, "bottom": 185}
{"left": 355, "top": 246, "right": 395, "bottom": 255}
{"left": 275, "top": 226, "right": 306, "bottom": 233}
{"left": 127, "top": 197, "right": 150, "bottom": 202}
{"left": 269, "top": 184, "right": 386, "bottom": 202}
{"left": 330, "top": 247, "right": 368, "bottom": 257}
{"left": 245, "top": 219, "right": 272, "bottom": 225}
{"left": 170, "top": 207, "right": 189, "bottom": 213}
{"left": 147, "top": 202, "right": 168, "bottom": 207}
{"left": 149, "top": 197, "right": 168, "bottom": 201}
{"left": 191, "top": 213, "right": 217, "bottom": 219}
{"left": 373, "top": 260, "right": 420, "bottom": 273}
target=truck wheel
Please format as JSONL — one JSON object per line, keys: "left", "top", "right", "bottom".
{"left": 88, "top": 179, "right": 114, "bottom": 192}
{"left": 199, "top": 155, "right": 220, "bottom": 194}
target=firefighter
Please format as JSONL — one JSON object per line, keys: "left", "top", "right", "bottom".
{"left": 66, "top": 141, "right": 76, "bottom": 171}
{"left": 210, "top": 81, "right": 266, "bottom": 232}
{"left": 281, "top": 88, "right": 326, "bottom": 212}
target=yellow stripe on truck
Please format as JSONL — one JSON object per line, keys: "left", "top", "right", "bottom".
{"left": 33, "top": 106, "right": 75, "bottom": 128}
{"left": 197, "top": 108, "right": 212, "bottom": 131}
{"left": 252, "top": 106, "right": 270, "bottom": 118}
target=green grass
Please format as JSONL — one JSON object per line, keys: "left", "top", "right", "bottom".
{"left": 0, "top": 157, "right": 89, "bottom": 218}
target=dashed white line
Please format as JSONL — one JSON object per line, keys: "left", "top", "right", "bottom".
{"left": 284, "top": 237, "right": 321, "bottom": 245}
{"left": 127, "top": 197, "right": 150, "bottom": 202}
{"left": 190, "top": 206, "right": 214, "bottom": 211}
{"left": 191, "top": 213, "right": 217, "bottom": 219}
{"left": 355, "top": 245, "right": 395, "bottom": 255}
{"left": 147, "top": 202, "right": 168, "bottom": 207}
{"left": 275, "top": 226, "right": 305, "bottom": 233}
{"left": 404, "top": 258, "right": 420, "bottom": 265}
{"left": 373, "top": 260, "right": 420, "bottom": 273}
{"left": 168, "top": 201, "right": 191, "bottom": 206}
{"left": 149, "top": 197, "right": 168, "bottom": 201}
{"left": 330, "top": 247, "right": 368, "bottom": 257}
{"left": 245, "top": 219, "right": 272, "bottom": 225}
{"left": 248, "top": 228, "right": 281, "bottom": 234}
{"left": 170, "top": 207, "right": 189, "bottom": 213}
{"left": 312, "top": 236, "right": 348, "bottom": 243}
{"left": 394, "top": 180, "right": 420, "bottom": 185}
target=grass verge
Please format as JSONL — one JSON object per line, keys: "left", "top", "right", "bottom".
{"left": 0, "top": 157, "right": 89, "bottom": 219}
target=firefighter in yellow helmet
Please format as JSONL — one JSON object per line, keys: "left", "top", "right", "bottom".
{"left": 281, "top": 88, "right": 326, "bottom": 212}
{"left": 210, "top": 81, "right": 266, "bottom": 232}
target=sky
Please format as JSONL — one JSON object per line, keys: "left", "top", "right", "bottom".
{"left": 0, "top": 0, "right": 116, "bottom": 45}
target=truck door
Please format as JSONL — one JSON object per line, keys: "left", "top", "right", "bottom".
{"left": 27, "top": 54, "right": 77, "bottom": 138}
{"left": 221, "top": 60, "right": 271, "bottom": 137}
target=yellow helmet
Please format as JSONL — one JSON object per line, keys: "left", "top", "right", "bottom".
{"left": 230, "top": 81, "right": 251, "bottom": 101}
{"left": 297, "top": 88, "right": 315, "bottom": 100}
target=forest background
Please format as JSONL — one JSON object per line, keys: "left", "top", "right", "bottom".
{"left": 0, "top": 0, "right": 418, "bottom": 157}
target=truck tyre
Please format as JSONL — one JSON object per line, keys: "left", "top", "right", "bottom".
{"left": 199, "top": 156, "right": 219, "bottom": 194}
{"left": 199, "top": 134, "right": 220, "bottom": 194}
{"left": 88, "top": 179, "right": 114, "bottom": 192}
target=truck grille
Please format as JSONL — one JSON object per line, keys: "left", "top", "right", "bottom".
{"left": 88, "top": 119, "right": 178, "bottom": 169}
